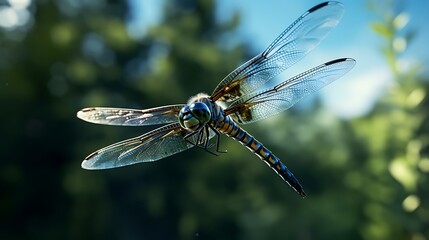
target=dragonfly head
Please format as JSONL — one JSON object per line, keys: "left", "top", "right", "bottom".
{"left": 179, "top": 102, "right": 211, "bottom": 131}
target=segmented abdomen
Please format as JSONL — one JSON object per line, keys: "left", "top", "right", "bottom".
{"left": 216, "top": 116, "right": 306, "bottom": 197}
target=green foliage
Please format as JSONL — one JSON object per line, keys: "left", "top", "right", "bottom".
{"left": 347, "top": 1, "right": 429, "bottom": 239}
{"left": 1, "top": 0, "right": 428, "bottom": 239}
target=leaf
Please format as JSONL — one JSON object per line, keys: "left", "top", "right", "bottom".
{"left": 371, "top": 22, "right": 393, "bottom": 39}
{"left": 393, "top": 12, "right": 409, "bottom": 30}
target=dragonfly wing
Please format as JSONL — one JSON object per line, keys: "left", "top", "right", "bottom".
{"left": 211, "top": 2, "right": 344, "bottom": 102}
{"left": 82, "top": 123, "right": 194, "bottom": 169}
{"left": 225, "top": 58, "right": 356, "bottom": 124}
{"left": 77, "top": 104, "right": 185, "bottom": 126}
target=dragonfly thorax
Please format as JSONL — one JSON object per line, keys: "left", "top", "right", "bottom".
{"left": 178, "top": 102, "right": 211, "bottom": 131}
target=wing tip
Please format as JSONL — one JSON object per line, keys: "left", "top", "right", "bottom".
{"left": 81, "top": 160, "right": 93, "bottom": 170}
{"left": 76, "top": 108, "right": 94, "bottom": 120}
{"left": 325, "top": 58, "right": 356, "bottom": 66}
{"left": 76, "top": 111, "right": 84, "bottom": 120}
{"left": 81, "top": 160, "right": 105, "bottom": 170}
{"left": 308, "top": 1, "right": 343, "bottom": 13}
{"left": 81, "top": 151, "right": 104, "bottom": 170}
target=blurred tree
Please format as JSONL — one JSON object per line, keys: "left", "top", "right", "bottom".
{"left": 0, "top": 1, "right": 141, "bottom": 239}
{"left": 1, "top": 0, "right": 245, "bottom": 239}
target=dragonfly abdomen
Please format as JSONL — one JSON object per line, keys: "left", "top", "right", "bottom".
{"left": 217, "top": 116, "right": 306, "bottom": 197}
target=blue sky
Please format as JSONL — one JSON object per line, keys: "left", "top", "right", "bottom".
{"left": 127, "top": 0, "right": 429, "bottom": 119}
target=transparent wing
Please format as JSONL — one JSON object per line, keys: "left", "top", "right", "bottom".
{"left": 77, "top": 104, "right": 184, "bottom": 126}
{"left": 82, "top": 123, "right": 191, "bottom": 169}
{"left": 225, "top": 58, "right": 356, "bottom": 124}
{"left": 211, "top": 2, "right": 344, "bottom": 102}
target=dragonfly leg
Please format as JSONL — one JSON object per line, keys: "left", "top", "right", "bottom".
{"left": 184, "top": 128, "right": 219, "bottom": 156}
{"left": 209, "top": 125, "right": 227, "bottom": 154}
{"left": 184, "top": 130, "right": 199, "bottom": 145}
{"left": 204, "top": 126, "right": 210, "bottom": 149}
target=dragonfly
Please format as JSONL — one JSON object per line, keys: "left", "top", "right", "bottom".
{"left": 77, "top": 1, "right": 355, "bottom": 197}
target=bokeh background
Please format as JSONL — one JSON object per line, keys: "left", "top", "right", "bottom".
{"left": 1, "top": 0, "right": 428, "bottom": 239}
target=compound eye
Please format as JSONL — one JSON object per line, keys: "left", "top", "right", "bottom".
{"left": 183, "top": 117, "right": 200, "bottom": 130}
{"left": 190, "top": 102, "right": 211, "bottom": 124}
{"left": 178, "top": 106, "right": 190, "bottom": 129}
